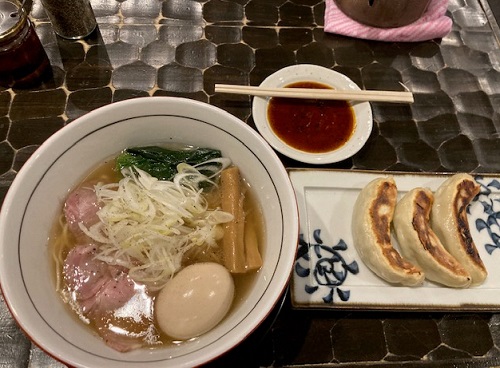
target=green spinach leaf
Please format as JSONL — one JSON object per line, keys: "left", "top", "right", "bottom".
{"left": 116, "top": 146, "right": 222, "bottom": 180}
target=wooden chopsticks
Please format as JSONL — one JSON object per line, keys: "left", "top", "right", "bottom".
{"left": 214, "top": 84, "right": 414, "bottom": 103}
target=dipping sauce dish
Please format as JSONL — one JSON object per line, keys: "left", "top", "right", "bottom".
{"left": 252, "top": 64, "right": 373, "bottom": 165}
{"left": 267, "top": 80, "right": 355, "bottom": 154}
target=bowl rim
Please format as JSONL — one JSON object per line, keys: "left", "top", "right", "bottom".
{"left": 0, "top": 96, "right": 299, "bottom": 367}
{"left": 252, "top": 64, "right": 373, "bottom": 164}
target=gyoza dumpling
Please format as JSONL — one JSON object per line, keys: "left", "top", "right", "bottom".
{"left": 352, "top": 177, "right": 424, "bottom": 287}
{"left": 393, "top": 187, "right": 471, "bottom": 288}
{"left": 431, "top": 173, "right": 486, "bottom": 286}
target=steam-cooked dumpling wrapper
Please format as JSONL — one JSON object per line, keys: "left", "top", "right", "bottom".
{"left": 431, "top": 173, "right": 486, "bottom": 286}
{"left": 393, "top": 187, "right": 471, "bottom": 288}
{"left": 352, "top": 177, "right": 424, "bottom": 286}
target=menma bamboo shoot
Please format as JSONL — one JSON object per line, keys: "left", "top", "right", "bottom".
{"left": 220, "top": 166, "right": 262, "bottom": 273}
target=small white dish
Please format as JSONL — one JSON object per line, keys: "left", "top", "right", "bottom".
{"left": 252, "top": 64, "right": 373, "bottom": 164}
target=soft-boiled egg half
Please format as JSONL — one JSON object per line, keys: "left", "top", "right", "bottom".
{"left": 155, "top": 262, "right": 235, "bottom": 340}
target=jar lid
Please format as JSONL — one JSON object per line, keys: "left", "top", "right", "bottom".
{"left": 0, "top": 0, "right": 27, "bottom": 42}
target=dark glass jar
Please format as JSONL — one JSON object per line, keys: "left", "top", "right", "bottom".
{"left": 0, "top": 0, "right": 51, "bottom": 88}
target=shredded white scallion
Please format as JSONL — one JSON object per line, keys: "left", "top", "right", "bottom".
{"left": 81, "top": 163, "right": 233, "bottom": 290}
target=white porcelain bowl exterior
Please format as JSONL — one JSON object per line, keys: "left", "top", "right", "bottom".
{"left": 0, "top": 97, "right": 299, "bottom": 368}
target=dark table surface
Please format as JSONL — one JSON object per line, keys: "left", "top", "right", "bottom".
{"left": 2, "top": 0, "right": 500, "bottom": 367}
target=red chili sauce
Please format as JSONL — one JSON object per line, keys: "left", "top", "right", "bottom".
{"left": 267, "top": 81, "right": 355, "bottom": 153}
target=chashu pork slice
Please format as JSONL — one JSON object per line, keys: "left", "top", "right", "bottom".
{"left": 352, "top": 177, "right": 424, "bottom": 287}
{"left": 393, "top": 187, "right": 471, "bottom": 288}
{"left": 431, "top": 173, "right": 487, "bottom": 286}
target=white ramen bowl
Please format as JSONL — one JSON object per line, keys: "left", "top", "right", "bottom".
{"left": 252, "top": 64, "right": 373, "bottom": 164}
{"left": 0, "top": 97, "right": 299, "bottom": 368}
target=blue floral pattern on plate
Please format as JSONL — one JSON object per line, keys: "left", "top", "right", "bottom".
{"left": 295, "top": 229, "right": 359, "bottom": 303}
{"left": 474, "top": 176, "right": 500, "bottom": 255}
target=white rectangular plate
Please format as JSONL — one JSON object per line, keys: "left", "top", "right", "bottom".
{"left": 289, "top": 169, "right": 500, "bottom": 311}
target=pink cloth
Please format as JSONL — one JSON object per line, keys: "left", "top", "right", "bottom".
{"left": 324, "top": 0, "right": 452, "bottom": 42}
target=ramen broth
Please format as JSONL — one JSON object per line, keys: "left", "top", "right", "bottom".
{"left": 49, "top": 152, "right": 264, "bottom": 349}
